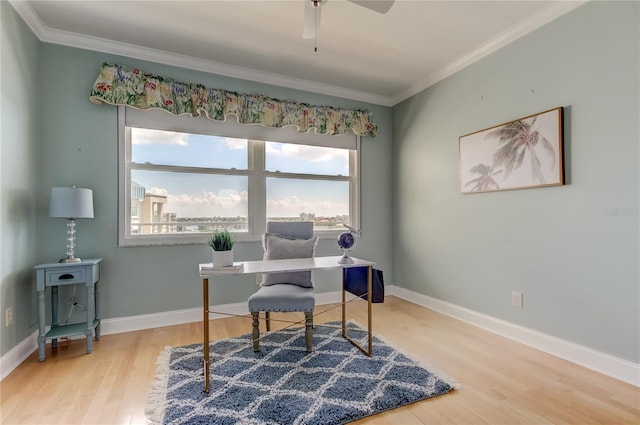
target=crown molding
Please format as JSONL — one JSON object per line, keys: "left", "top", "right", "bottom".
{"left": 8, "top": 0, "right": 393, "bottom": 107}
{"left": 389, "top": 0, "right": 589, "bottom": 105}
{"left": 9, "top": 0, "right": 587, "bottom": 108}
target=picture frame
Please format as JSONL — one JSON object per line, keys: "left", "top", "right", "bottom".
{"left": 459, "top": 107, "right": 564, "bottom": 194}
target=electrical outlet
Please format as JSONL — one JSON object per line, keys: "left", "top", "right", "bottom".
{"left": 5, "top": 306, "right": 14, "bottom": 327}
{"left": 511, "top": 291, "right": 523, "bottom": 308}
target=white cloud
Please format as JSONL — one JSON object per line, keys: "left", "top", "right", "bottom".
{"left": 267, "top": 143, "right": 347, "bottom": 163}
{"left": 163, "top": 190, "right": 248, "bottom": 217}
{"left": 149, "top": 187, "right": 346, "bottom": 218}
{"left": 148, "top": 187, "right": 168, "bottom": 196}
{"left": 225, "top": 137, "right": 247, "bottom": 150}
{"left": 131, "top": 128, "right": 189, "bottom": 146}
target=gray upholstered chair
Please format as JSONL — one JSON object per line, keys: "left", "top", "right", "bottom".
{"left": 248, "top": 221, "right": 318, "bottom": 352}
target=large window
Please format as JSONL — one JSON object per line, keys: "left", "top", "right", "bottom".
{"left": 118, "top": 107, "right": 360, "bottom": 246}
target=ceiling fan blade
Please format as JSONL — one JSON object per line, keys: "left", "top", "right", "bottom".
{"left": 348, "top": 0, "right": 395, "bottom": 14}
{"left": 303, "top": 1, "right": 322, "bottom": 39}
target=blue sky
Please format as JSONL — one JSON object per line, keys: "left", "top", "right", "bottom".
{"left": 131, "top": 129, "right": 349, "bottom": 218}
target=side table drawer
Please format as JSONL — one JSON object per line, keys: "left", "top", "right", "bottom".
{"left": 45, "top": 268, "right": 85, "bottom": 285}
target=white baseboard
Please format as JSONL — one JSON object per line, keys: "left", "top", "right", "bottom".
{"left": 388, "top": 285, "right": 640, "bottom": 387}
{"left": 102, "top": 291, "right": 343, "bottom": 335}
{"left": 3, "top": 287, "right": 638, "bottom": 387}
{"left": 101, "top": 302, "right": 250, "bottom": 335}
{"left": 0, "top": 331, "right": 38, "bottom": 381}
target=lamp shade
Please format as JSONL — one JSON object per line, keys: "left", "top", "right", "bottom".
{"left": 49, "top": 187, "right": 94, "bottom": 219}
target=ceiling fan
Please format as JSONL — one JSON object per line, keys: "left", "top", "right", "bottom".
{"left": 303, "top": 0, "right": 395, "bottom": 40}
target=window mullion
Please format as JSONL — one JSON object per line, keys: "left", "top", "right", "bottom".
{"left": 130, "top": 163, "right": 249, "bottom": 177}
{"left": 248, "top": 140, "right": 266, "bottom": 237}
{"left": 265, "top": 172, "right": 349, "bottom": 182}
{"left": 351, "top": 136, "right": 361, "bottom": 232}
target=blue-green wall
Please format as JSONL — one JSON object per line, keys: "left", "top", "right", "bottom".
{"left": 34, "top": 47, "right": 393, "bottom": 321}
{"left": 392, "top": 1, "right": 639, "bottom": 363}
{"left": 1, "top": 1, "right": 40, "bottom": 358}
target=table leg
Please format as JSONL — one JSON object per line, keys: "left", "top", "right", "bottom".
{"left": 341, "top": 269, "right": 347, "bottom": 338}
{"left": 95, "top": 281, "right": 101, "bottom": 340}
{"left": 366, "top": 265, "right": 373, "bottom": 354}
{"left": 203, "top": 277, "right": 210, "bottom": 393}
{"left": 51, "top": 286, "right": 59, "bottom": 349}
{"left": 37, "top": 290, "right": 46, "bottom": 361}
{"left": 86, "top": 284, "right": 95, "bottom": 354}
{"left": 341, "top": 266, "right": 373, "bottom": 357}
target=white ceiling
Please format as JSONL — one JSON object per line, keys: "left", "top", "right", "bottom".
{"left": 11, "top": 0, "right": 585, "bottom": 106}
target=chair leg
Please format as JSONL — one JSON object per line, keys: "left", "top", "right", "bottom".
{"left": 304, "top": 311, "right": 313, "bottom": 352}
{"left": 265, "top": 311, "right": 271, "bottom": 331}
{"left": 251, "top": 312, "right": 260, "bottom": 352}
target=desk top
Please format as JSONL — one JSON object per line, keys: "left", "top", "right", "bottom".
{"left": 199, "top": 256, "right": 374, "bottom": 277}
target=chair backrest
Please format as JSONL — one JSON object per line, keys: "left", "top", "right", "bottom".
{"left": 261, "top": 221, "right": 317, "bottom": 288}
{"left": 266, "top": 221, "right": 313, "bottom": 239}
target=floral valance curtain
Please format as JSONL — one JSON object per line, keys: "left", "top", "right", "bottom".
{"left": 89, "top": 63, "right": 378, "bottom": 137}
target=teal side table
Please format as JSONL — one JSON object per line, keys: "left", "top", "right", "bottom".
{"left": 35, "top": 258, "right": 102, "bottom": 361}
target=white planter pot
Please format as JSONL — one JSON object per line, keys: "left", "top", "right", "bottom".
{"left": 212, "top": 250, "right": 234, "bottom": 267}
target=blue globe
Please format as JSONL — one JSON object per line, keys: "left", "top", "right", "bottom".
{"left": 337, "top": 231, "right": 356, "bottom": 250}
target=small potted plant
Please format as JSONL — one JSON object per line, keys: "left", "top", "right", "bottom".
{"left": 207, "top": 230, "right": 235, "bottom": 267}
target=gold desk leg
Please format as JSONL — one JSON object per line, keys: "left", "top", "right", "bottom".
{"left": 342, "top": 265, "right": 373, "bottom": 357}
{"left": 341, "top": 268, "right": 347, "bottom": 338}
{"left": 203, "top": 277, "right": 210, "bottom": 393}
{"left": 367, "top": 265, "right": 373, "bottom": 354}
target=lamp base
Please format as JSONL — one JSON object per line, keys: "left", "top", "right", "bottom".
{"left": 59, "top": 256, "right": 82, "bottom": 263}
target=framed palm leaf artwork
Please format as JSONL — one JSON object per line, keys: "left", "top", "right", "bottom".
{"left": 459, "top": 107, "right": 564, "bottom": 194}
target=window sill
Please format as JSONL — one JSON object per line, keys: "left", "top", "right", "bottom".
{"left": 118, "top": 229, "right": 344, "bottom": 247}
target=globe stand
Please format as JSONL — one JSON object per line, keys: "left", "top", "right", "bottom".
{"left": 338, "top": 249, "right": 355, "bottom": 264}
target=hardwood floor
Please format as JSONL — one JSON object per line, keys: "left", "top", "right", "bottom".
{"left": 1, "top": 297, "right": 638, "bottom": 424}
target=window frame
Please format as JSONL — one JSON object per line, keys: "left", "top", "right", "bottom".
{"left": 117, "top": 107, "right": 361, "bottom": 246}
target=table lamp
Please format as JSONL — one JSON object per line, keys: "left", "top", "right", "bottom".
{"left": 49, "top": 186, "right": 94, "bottom": 263}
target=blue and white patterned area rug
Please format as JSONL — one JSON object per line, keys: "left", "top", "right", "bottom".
{"left": 146, "top": 321, "right": 455, "bottom": 425}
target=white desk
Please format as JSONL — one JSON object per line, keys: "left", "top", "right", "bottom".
{"left": 199, "top": 255, "right": 375, "bottom": 393}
